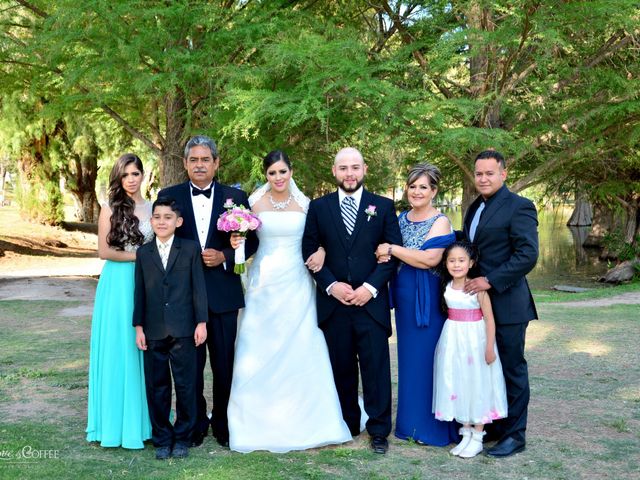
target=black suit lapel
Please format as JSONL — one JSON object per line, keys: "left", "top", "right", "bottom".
{"left": 204, "top": 181, "right": 224, "bottom": 249}
{"left": 164, "top": 237, "right": 181, "bottom": 273}
{"left": 348, "top": 190, "right": 371, "bottom": 246}
{"left": 178, "top": 182, "right": 199, "bottom": 243}
{"left": 327, "top": 192, "right": 350, "bottom": 252}
{"left": 149, "top": 242, "right": 165, "bottom": 274}
{"left": 475, "top": 186, "right": 510, "bottom": 239}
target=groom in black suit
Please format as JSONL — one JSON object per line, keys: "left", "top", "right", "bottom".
{"left": 463, "top": 150, "right": 538, "bottom": 457}
{"left": 302, "top": 147, "right": 402, "bottom": 454}
{"left": 158, "top": 135, "right": 258, "bottom": 447}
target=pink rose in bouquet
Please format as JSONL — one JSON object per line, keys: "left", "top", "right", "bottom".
{"left": 217, "top": 200, "right": 261, "bottom": 274}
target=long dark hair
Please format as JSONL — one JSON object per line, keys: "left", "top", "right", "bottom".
{"left": 106, "top": 153, "right": 145, "bottom": 250}
{"left": 439, "top": 240, "right": 481, "bottom": 314}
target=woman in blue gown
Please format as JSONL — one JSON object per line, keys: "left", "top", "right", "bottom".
{"left": 86, "top": 154, "right": 153, "bottom": 449}
{"left": 377, "top": 163, "right": 458, "bottom": 446}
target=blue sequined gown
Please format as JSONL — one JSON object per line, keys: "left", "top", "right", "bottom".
{"left": 86, "top": 202, "right": 153, "bottom": 449}
{"left": 392, "top": 210, "right": 458, "bottom": 446}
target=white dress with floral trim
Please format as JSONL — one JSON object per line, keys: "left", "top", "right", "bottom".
{"left": 432, "top": 283, "right": 508, "bottom": 425}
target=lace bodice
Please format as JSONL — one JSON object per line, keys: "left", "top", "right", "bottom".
{"left": 124, "top": 201, "right": 154, "bottom": 252}
{"left": 399, "top": 211, "right": 448, "bottom": 249}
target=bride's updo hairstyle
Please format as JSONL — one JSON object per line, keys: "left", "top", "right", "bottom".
{"left": 106, "top": 153, "right": 145, "bottom": 251}
{"left": 263, "top": 150, "right": 292, "bottom": 173}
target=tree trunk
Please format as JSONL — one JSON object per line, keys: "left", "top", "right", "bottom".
{"left": 460, "top": 171, "right": 477, "bottom": 220}
{"left": 16, "top": 134, "right": 63, "bottom": 225}
{"left": 567, "top": 193, "right": 592, "bottom": 226}
{"left": 64, "top": 146, "right": 100, "bottom": 222}
{"left": 0, "top": 161, "right": 6, "bottom": 193}
{"left": 622, "top": 201, "right": 638, "bottom": 244}
{"left": 159, "top": 91, "right": 188, "bottom": 187}
{"left": 71, "top": 190, "right": 100, "bottom": 223}
{"left": 583, "top": 202, "right": 621, "bottom": 248}
{"left": 462, "top": 2, "right": 497, "bottom": 221}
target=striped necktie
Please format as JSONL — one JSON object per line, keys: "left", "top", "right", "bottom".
{"left": 341, "top": 196, "right": 357, "bottom": 235}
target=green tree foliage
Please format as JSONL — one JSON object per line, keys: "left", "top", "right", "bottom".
{"left": 1, "top": 0, "right": 638, "bottom": 236}
{"left": 0, "top": 94, "right": 64, "bottom": 224}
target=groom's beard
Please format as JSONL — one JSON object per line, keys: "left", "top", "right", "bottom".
{"left": 336, "top": 178, "right": 364, "bottom": 193}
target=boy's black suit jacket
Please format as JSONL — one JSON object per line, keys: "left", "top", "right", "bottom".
{"left": 133, "top": 236, "right": 208, "bottom": 340}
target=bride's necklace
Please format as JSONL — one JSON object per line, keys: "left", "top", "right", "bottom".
{"left": 269, "top": 193, "right": 292, "bottom": 210}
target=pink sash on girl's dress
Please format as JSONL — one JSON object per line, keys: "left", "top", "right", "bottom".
{"left": 447, "top": 308, "right": 483, "bottom": 322}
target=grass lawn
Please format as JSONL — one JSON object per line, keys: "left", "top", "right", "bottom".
{"left": 1, "top": 282, "right": 639, "bottom": 479}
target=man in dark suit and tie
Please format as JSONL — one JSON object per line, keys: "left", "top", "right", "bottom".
{"left": 463, "top": 149, "right": 539, "bottom": 457}
{"left": 302, "top": 147, "right": 402, "bottom": 454}
{"left": 158, "top": 135, "right": 257, "bottom": 447}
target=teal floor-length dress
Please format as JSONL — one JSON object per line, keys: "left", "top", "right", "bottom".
{"left": 86, "top": 202, "right": 153, "bottom": 449}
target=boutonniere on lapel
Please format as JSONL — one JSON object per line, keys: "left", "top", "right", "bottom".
{"left": 223, "top": 198, "right": 235, "bottom": 210}
{"left": 365, "top": 205, "right": 377, "bottom": 222}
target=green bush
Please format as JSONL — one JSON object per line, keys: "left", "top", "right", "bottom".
{"left": 602, "top": 232, "right": 640, "bottom": 280}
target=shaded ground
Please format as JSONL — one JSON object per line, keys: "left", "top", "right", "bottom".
{"left": 0, "top": 205, "right": 99, "bottom": 277}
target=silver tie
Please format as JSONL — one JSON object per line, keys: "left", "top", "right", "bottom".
{"left": 469, "top": 202, "right": 485, "bottom": 242}
{"left": 159, "top": 243, "right": 169, "bottom": 270}
{"left": 341, "top": 196, "right": 357, "bottom": 235}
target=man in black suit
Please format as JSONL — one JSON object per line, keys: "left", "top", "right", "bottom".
{"left": 158, "top": 135, "right": 257, "bottom": 447}
{"left": 302, "top": 147, "right": 402, "bottom": 454}
{"left": 463, "top": 150, "right": 539, "bottom": 457}
{"left": 133, "top": 197, "right": 208, "bottom": 459}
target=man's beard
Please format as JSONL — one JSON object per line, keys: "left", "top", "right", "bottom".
{"left": 337, "top": 178, "right": 364, "bottom": 193}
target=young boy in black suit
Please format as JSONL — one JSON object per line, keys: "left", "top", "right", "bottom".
{"left": 133, "top": 197, "right": 208, "bottom": 460}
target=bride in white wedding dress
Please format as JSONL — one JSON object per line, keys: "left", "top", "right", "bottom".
{"left": 227, "top": 151, "right": 353, "bottom": 453}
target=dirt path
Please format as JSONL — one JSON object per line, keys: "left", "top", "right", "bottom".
{"left": 553, "top": 291, "right": 640, "bottom": 307}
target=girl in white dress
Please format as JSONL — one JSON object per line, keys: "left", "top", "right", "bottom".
{"left": 433, "top": 241, "right": 508, "bottom": 458}
{"left": 226, "top": 150, "right": 353, "bottom": 453}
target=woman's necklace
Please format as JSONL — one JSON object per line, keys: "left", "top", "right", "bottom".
{"left": 269, "top": 193, "right": 292, "bottom": 210}
{"left": 409, "top": 207, "right": 437, "bottom": 222}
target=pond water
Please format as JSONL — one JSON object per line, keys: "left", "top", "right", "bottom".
{"left": 442, "top": 206, "right": 609, "bottom": 290}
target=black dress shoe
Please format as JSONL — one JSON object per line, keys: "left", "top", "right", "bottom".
{"left": 191, "top": 431, "right": 206, "bottom": 447}
{"left": 172, "top": 444, "right": 189, "bottom": 459}
{"left": 215, "top": 437, "right": 229, "bottom": 448}
{"left": 370, "top": 435, "right": 389, "bottom": 454}
{"left": 155, "top": 446, "right": 172, "bottom": 460}
{"left": 486, "top": 437, "right": 526, "bottom": 457}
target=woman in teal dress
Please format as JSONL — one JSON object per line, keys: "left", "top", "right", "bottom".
{"left": 86, "top": 154, "right": 153, "bottom": 449}
{"left": 377, "top": 163, "right": 458, "bottom": 446}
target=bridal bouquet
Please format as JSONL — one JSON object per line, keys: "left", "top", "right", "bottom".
{"left": 217, "top": 200, "right": 261, "bottom": 274}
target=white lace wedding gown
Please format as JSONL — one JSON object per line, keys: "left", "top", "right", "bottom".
{"left": 228, "top": 210, "right": 353, "bottom": 453}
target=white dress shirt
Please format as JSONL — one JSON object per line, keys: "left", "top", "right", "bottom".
{"left": 190, "top": 182, "right": 214, "bottom": 250}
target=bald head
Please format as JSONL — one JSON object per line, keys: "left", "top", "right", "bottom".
{"left": 334, "top": 147, "right": 364, "bottom": 166}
